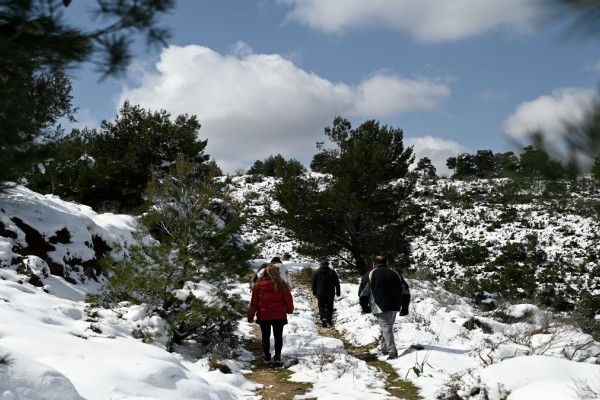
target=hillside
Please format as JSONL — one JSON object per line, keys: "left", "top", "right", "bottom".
{"left": 228, "top": 175, "right": 600, "bottom": 311}
{"left": 1, "top": 179, "right": 600, "bottom": 399}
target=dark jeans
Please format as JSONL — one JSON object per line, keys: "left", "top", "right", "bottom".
{"left": 258, "top": 319, "right": 287, "bottom": 358}
{"left": 317, "top": 295, "right": 335, "bottom": 323}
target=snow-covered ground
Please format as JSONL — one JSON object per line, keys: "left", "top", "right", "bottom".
{"left": 2, "top": 183, "right": 600, "bottom": 399}
{"left": 2, "top": 260, "right": 599, "bottom": 399}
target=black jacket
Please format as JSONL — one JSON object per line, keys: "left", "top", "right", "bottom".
{"left": 312, "top": 266, "right": 341, "bottom": 297}
{"left": 358, "top": 264, "right": 407, "bottom": 314}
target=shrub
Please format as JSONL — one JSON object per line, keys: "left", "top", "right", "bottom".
{"left": 573, "top": 291, "right": 600, "bottom": 341}
{"left": 442, "top": 241, "right": 489, "bottom": 266}
{"left": 89, "top": 158, "right": 256, "bottom": 353}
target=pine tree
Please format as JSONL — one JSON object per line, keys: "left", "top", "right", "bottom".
{"left": 414, "top": 157, "right": 437, "bottom": 180}
{"left": 27, "top": 102, "right": 210, "bottom": 212}
{"left": 91, "top": 157, "right": 256, "bottom": 352}
{"left": 0, "top": 0, "right": 175, "bottom": 188}
{"left": 274, "top": 117, "right": 423, "bottom": 275}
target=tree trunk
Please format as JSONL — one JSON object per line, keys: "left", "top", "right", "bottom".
{"left": 349, "top": 247, "right": 367, "bottom": 275}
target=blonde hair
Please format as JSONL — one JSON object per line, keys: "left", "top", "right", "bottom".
{"left": 265, "top": 263, "right": 290, "bottom": 293}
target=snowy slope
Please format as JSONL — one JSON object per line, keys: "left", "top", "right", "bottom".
{"left": 1, "top": 180, "right": 599, "bottom": 400}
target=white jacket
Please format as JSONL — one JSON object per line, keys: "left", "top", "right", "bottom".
{"left": 256, "top": 263, "right": 293, "bottom": 288}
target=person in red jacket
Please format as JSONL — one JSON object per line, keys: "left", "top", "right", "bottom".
{"left": 248, "top": 263, "right": 294, "bottom": 364}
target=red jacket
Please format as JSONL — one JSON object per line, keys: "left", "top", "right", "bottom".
{"left": 248, "top": 279, "right": 294, "bottom": 322}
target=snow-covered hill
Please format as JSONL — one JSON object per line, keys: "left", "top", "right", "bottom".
{"left": 227, "top": 175, "right": 600, "bottom": 305}
{"left": 1, "top": 180, "right": 600, "bottom": 400}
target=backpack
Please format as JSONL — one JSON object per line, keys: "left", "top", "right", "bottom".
{"left": 369, "top": 269, "right": 411, "bottom": 316}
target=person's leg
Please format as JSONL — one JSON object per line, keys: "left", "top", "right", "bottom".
{"left": 272, "top": 320, "right": 285, "bottom": 361}
{"left": 376, "top": 315, "right": 388, "bottom": 354}
{"left": 324, "top": 295, "right": 335, "bottom": 324}
{"left": 376, "top": 311, "right": 398, "bottom": 356}
{"left": 317, "top": 296, "right": 327, "bottom": 325}
{"left": 258, "top": 321, "right": 272, "bottom": 361}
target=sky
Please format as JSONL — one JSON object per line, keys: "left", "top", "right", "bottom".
{"left": 1, "top": 183, "right": 599, "bottom": 399}
{"left": 63, "top": 0, "right": 600, "bottom": 175}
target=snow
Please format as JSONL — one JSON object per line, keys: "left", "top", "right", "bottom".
{"left": 1, "top": 182, "right": 599, "bottom": 399}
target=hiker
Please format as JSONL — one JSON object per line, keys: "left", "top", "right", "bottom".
{"left": 253, "top": 256, "right": 293, "bottom": 288}
{"left": 311, "top": 260, "right": 341, "bottom": 327}
{"left": 248, "top": 263, "right": 294, "bottom": 364}
{"left": 358, "top": 255, "right": 409, "bottom": 360}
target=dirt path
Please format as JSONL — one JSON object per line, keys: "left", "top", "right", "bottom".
{"left": 243, "top": 278, "right": 421, "bottom": 400}
{"left": 243, "top": 323, "right": 314, "bottom": 400}
{"left": 304, "top": 285, "right": 423, "bottom": 400}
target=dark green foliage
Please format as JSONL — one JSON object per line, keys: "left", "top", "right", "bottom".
{"left": 0, "top": 0, "right": 174, "bottom": 188}
{"left": 442, "top": 241, "right": 489, "bottom": 266}
{"left": 495, "top": 151, "right": 520, "bottom": 177}
{"left": 0, "top": 0, "right": 174, "bottom": 77}
{"left": 592, "top": 156, "right": 600, "bottom": 179}
{"left": 247, "top": 154, "right": 305, "bottom": 178}
{"left": 412, "top": 157, "right": 437, "bottom": 180}
{"left": 0, "top": 66, "right": 76, "bottom": 185}
{"left": 27, "top": 102, "right": 210, "bottom": 212}
{"left": 572, "top": 290, "right": 600, "bottom": 341}
{"left": 309, "top": 149, "right": 334, "bottom": 172}
{"left": 142, "top": 157, "right": 256, "bottom": 278}
{"left": 445, "top": 146, "right": 577, "bottom": 181}
{"left": 472, "top": 150, "right": 496, "bottom": 178}
{"left": 519, "top": 145, "right": 572, "bottom": 180}
{"left": 90, "top": 157, "right": 256, "bottom": 353}
{"left": 482, "top": 239, "right": 547, "bottom": 300}
{"left": 274, "top": 117, "right": 423, "bottom": 275}
{"left": 446, "top": 153, "right": 477, "bottom": 179}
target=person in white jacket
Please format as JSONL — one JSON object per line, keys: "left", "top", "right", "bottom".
{"left": 253, "top": 257, "right": 293, "bottom": 288}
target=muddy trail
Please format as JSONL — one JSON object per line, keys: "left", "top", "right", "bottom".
{"left": 243, "top": 322, "right": 313, "bottom": 400}
{"left": 243, "top": 279, "right": 422, "bottom": 400}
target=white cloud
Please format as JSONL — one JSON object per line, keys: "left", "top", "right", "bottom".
{"left": 72, "top": 108, "right": 100, "bottom": 130}
{"left": 406, "top": 135, "right": 468, "bottom": 177}
{"left": 353, "top": 74, "right": 450, "bottom": 116}
{"left": 118, "top": 44, "right": 450, "bottom": 173}
{"left": 277, "top": 0, "right": 545, "bottom": 42}
{"left": 503, "top": 87, "right": 598, "bottom": 142}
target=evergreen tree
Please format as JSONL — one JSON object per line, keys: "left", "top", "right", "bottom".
{"left": 0, "top": 66, "right": 75, "bottom": 185}
{"left": 473, "top": 150, "right": 495, "bottom": 178}
{"left": 274, "top": 117, "right": 423, "bottom": 275}
{"left": 0, "top": 0, "right": 174, "bottom": 188}
{"left": 247, "top": 154, "right": 305, "bottom": 177}
{"left": 446, "top": 156, "right": 457, "bottom": 175}
{"left": 449, "top": 153, "right": 478, "bottom": 179}
{"left": 27, "top": 102, "right": 210, "bottom": 212}
{"left": 310, "top": 141, "right": 335, "bottom": 172}
{"left": 413, "top": 157, "right": 437, "bottom": 179}
{"left": 519, "top": 146, "right": 550, "bottom": 178}
{"left": 91, "top": 156, "right": 256, "bottom": 352}
{"left": 495, "top": 151, "right": 520, "bottom": 177}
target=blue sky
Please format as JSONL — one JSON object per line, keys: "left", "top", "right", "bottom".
{"left": 65, "top": 1, "right": 600, "bottom": 175}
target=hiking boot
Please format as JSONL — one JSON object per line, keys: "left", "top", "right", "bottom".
{"left": 387, "top": 353, "right": 398, "bottom": 360}
{"left": 263, "top": 353, "right": 271, "bottom": 362}
{"left": 272, "top": 355, "right": 282, "bottom": 365}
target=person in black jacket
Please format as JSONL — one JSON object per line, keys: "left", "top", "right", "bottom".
{"left": 312, "top": 260, "right": 341, "bottom": 328}
{"left": 358, "top": 255, "right": 408, "bottom": 360}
